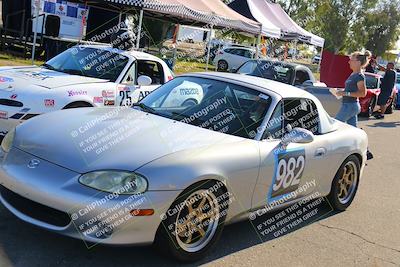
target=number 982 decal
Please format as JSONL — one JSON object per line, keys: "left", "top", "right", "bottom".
{"left": 269, "top": 149, "right": 306, "bottom": 201}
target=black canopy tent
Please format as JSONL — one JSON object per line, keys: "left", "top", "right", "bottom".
{"left": 30, "top": 0, "right": 262, "bottom": 65}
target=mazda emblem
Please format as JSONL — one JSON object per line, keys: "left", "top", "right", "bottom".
{"left": 27, "top": 159, "right": 40, "bottom": 169}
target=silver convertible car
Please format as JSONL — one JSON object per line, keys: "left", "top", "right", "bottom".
{"left": 0, "top": 73, "right": 368, "bottom": 261}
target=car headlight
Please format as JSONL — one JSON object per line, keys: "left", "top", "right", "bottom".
{"left": 79, "top": 171, "right": 148, "bottom": 195}
{"left": 1, "top": 128, "right": 16, "bottom": 153}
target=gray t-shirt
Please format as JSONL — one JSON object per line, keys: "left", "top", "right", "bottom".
{"left": 343, "top": 72, "right": 365, "bottom": 103}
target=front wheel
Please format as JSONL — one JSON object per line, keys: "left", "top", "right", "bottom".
{"left": 154, "top": 180, "right": 229, "bottom": 262}
{"left": 327, "top": 155, "right": 360, "bottom": 211}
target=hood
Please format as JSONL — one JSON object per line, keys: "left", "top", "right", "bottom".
{"left": 0, "top": 66, "right": 108, "bottom": 89}
{"left": 13, "top": 108, "right": 242, "bottom": 173}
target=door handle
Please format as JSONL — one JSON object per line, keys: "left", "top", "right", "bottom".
{"left": 314, "top": 147, "right": 327, "bottom": 157}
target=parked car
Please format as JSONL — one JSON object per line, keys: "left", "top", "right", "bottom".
{"left": 0, "top": 45, "right": 174, "bottom": 138}
{"left": 311, "top": 55, "right": 321, "bottom": 64}
{"left": 0, "top": 73, "right": 369, "bottom": 261}
{"left": 235, "top": 60, "right": 397, "bottom": 117}
{"left": 235, "top": 59, "right": 326, "bottom": 88}
{"left": 359, "top": 72, "right": 396, "bottom": 116}
{"left": 213, "top": 47, "right": 255, "bottom": 72}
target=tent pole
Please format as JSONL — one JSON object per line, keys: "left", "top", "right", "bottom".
{"left": 31, "top": 0, "right": 40, "bottom": 64}
{"left": 255, "top": 33, "right": 261, "bottom": 59}
{"left": 205, "top": 25, "right": 213, "bottom": 71}
{"left": 252, "top": 36, "right": 256, "bottom": 58}
{"left": 136, "top": 9, "right": 144, "bottom": 50}
{"left": 317, "top": 44, "right": 324, "bottom": 73}
{"left": 172, "top": 24, "right": 179, "bottom": 71}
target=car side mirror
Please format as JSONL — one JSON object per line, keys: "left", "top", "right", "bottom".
{"left": 138, "top": 75, "right": 152, "bottom": 86}
{"left": 281, "top": 128, "right": 314, "bottom": 146}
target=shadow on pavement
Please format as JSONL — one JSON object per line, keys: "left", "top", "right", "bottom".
{"left": 366, "top": 121, "right": 400, "bottom": 128}
{"left": 0, "top": 197, "right": 337, "bottom": 267}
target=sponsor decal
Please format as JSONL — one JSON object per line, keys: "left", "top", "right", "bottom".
{"left": 102, "top": 90, "right": 115, "bottom": 98}
{"left": 19, "top": 71, "right": 51, "bottom": 80}
{"left": 93, "top": 97, "right": 103, "bottom": 103}
{"left": 0, "top": 77, "right": 14, "bottom": 83}
{"left": 117, "top": 85, "right": 130, "bottom": 92}
{"left": 180, "top": 88, "right": 199, "bottom": 95}
{"left": 10, "top": 94, "right": 17, "bottom": 99}
{"left": 0, "top": 111, "right": 8, "bottom": 119}
{"left": 68, "top": 90, "right": 88, "bottom": 97}
{"left": 44, "top": 99, "right": 55, "bottom": 107}
{"left": 104, "top": 100, "right": 115, "bottom": 106}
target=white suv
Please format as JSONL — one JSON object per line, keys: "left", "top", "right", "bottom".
{"left": 213, "top": 47, "right": 255, "bottom": 72}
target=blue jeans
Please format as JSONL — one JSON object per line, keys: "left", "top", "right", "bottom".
{"left": 335, "top": 102, "right": 361, "bottom": 127}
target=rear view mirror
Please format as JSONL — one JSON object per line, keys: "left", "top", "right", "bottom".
{"left": 230, "top": 68, "right": 238, "bottom": 73}
{"left": 138, "top": 75, "right": 152, "bottom": 86}
{"left": 281, "top": 128, "right": 314, "bottom": 146}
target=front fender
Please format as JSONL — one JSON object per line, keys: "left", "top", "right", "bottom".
{"left": 136, "top": 140, "right": 261, "bottom": 220}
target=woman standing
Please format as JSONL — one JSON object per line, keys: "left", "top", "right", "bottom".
{"left": 335, "top": 51, "right": 371, "bottom": 127}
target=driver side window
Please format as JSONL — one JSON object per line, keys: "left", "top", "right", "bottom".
{"left": 294, "top": 70, "right": 310, "bottom": 86}
{"left": 122, "top": 63, "right": 136, "bottom": 85}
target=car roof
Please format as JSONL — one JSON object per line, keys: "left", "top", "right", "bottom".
{"left": 246, "top": 59, "right": 301, "bottom": 69}
{"left": 76, "top": 45, "right": 163, "bottom": 62}
{"left": 224, "top": 46, "right": 254, "bottom": 51}
{"left": 181, "top": 72, "right": 316, "bottom": 99}
{"left": 179, "top": 72, "right": 337, "bottom": 134}
{"left": 364, "top": 72, "right": 381, "bottom": 78}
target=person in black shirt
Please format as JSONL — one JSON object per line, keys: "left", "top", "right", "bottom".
{"left": 375, "top": 62, "right": 397, "bottom": 119}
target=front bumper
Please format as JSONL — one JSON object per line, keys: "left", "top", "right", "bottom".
{"left": 0, "top": 147, "right": 181, "bottom": 246}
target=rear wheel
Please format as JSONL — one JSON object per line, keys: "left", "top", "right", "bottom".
{"left": 217, "top": 60, "right": 228, "bottom": 72}
{"left": 154, "top": 180, "right": 229, "bottom": 262}
{"left": 327, "top": 155, "right": 360, "bottom": 211}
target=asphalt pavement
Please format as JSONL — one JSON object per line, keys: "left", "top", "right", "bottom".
{"left": 0, "top": 111, "right": 399, "bottom": 267}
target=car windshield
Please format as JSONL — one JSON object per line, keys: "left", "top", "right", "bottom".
{"left": 396, "top": 74, "right": 400, "bottom": 84}
{"left": 140, "top": 76, "right": 272, "bottom": 139}
{"left": 365, "top": 75, "right": 378, "bottom": 89}
{"left": 44, "top": 47, "right": 129, "bottom": 82}
{"left": 237, "top": 60, "right": 294, "bottom": 84}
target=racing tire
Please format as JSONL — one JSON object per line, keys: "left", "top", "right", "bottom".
{"left": 154, "top": 180, "right": 229, "bottom": 262}
{"left": 327, "top": 155, "right": 361, "bottom": 211}
{"left": 385, "top": 95, "right": 396, "bottom": 114}
{"left": 217, "top": 60, "right": 228, "bottom": 72}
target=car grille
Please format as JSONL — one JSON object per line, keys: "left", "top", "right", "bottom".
{"left": 0, "top": 185, "right": 71, "bottom": 227}
{"left": 0, "top": 99, "right": 23, "bottom": 107}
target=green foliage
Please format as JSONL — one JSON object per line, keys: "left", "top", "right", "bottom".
{"left": 271, "top": 0, "right": 400, "bottom": 56}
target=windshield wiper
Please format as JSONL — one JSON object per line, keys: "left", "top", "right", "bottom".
{"left": 132, "top": 103, "right": 156, "bottom": 114}
{"left": 42, "top": 63, "right": 57, "bottom": 71}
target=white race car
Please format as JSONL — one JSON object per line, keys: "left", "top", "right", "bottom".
{"left": 0, "top": 45, "right": 174, "bottom": 136}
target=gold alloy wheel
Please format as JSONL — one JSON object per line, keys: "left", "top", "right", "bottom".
{"left": 337, "top": 161, "right": 358, "bottom": 204}
{"left": 175, "top": 189, "right": 220, "bottom": 253}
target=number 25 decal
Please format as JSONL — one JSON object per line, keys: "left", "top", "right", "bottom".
{"left": 119, "top": 90, "right": 132, "bottom": 106}
{"left": 270, "top": 149, "right": 306, "bottom": 199}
